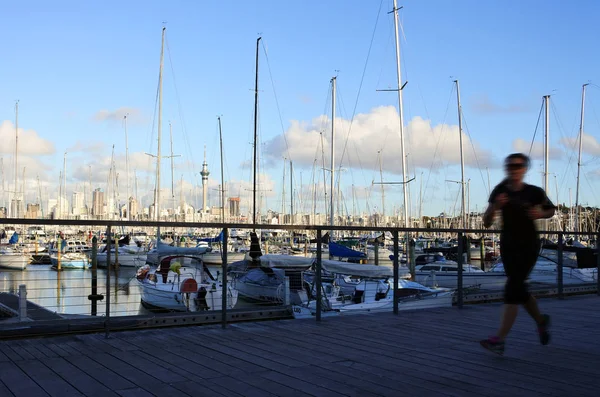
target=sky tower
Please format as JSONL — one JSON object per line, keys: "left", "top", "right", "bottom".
{"left": 201, "top": 146, "right": 210, "bottom": 212}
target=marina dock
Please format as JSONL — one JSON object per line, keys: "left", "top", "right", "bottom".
{"left": 0, "top": 295, "right": 598, "bottom": 396}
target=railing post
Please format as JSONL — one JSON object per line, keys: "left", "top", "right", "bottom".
{"left": 18, "top": 284, "right": 27, "bottom": 321}
{"left": 105, "top": 225, "right": 112, "bottom": 338}
{"left": 479, "top": 236, "right": 485, "bottom": 271}
{"left": 90, "top": 236, "right": 98, "bottom": 316}
{"left": 596, "top": 233, "right": 600, "bottom": 296}
{"left": 374, "top": 238, "right": 379, "bottom": 266}
{"left": 557, "top": 232, "right": 564, "bottom": 300}
{"left": 221, "top": 227, "right": 228, "bottom": 329}
{"left": 316, "top": 228, "right": 322, "bottom": 322}
{"left": 457, "top": 231, "right": 464, "bottom": 308}
{"left": 393, "top": 230, "right": 399, "bottom": 315}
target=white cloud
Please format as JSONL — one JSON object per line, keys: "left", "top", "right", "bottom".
{"left": 262, "top": 106, "right": 497, "bottom": 174}
{"left": 559, "top": 133, "right": 600, "bottom": 156}
{"left": 512, "top": 138, "right": 563, "bottom": 160}
{"left": 93, "top": 107, "right": 144, "bottom": 123}
{"left": 0, "top": 120, "right": 55, "bottom": 156}
{"left": 471, "top": 94, "right": 531, "bottom": 114}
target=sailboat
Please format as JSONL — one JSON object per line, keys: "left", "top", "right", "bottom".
{"left": 0, "top": 102, "right": 30, "bottom": 270}
{"left": 135, "top": 28, "right": 233, "bottom": 311}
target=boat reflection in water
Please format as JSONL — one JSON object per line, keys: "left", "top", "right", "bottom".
{"left": 0, "top": 265, "right": 148, "bottom": 317}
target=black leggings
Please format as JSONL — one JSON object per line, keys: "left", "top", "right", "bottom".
{"left": 500, "top": 241, "right": 540, "bottom": 304}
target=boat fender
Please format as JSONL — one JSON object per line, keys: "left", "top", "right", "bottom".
{"left": 136, "top": 265, "right": 150, "bottom": 280}
{"left": 180, "top": 278, "right": 198, "bottom": 293}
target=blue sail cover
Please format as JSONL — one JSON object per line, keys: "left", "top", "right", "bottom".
{"left": 198, "top": 230, "right": 223, "bottom": 243}
{"left": 8, "top": 232, "right": 19, "bottom": 244}
{"left": 328, "top": 241, "right": 366, "bottom": 259}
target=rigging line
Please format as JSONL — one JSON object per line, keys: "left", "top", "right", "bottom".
{"left": 551, "top": 100, "right": 579, "bottom": 197}
{"left": 528, "top": 100, "right": 545, "bottom": 157}
{"left": 583, "top": 169, "right": 599, "bottom": 207}
{"left": 460, "top": 109, "right": 492, "bottom": 197}
{"left": 334, "top": 83, "right": 363, "bottom": 190}
{"left": 165, "top": 37, "right": 198, "bottom": 178}
{"left": 337, "top": 0, "right": 384, "bottom": 180}
{"left": 423, "top": 84, "right": 454, "bottom": 202}
{"left": 374, "top": 12, "right": 395, "bottom": 93}
{"left": 261, "top": 40, "right": 292, "bottom": 162}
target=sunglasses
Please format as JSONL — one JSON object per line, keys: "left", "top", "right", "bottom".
{"left": 505, "top": 163, "right": 526, "bottom": 170}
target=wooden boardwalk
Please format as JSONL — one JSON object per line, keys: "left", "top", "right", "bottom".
{"left": 0, "top": 295, "right": 599, "bottom": 396}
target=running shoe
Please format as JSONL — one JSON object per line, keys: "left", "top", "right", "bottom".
{"left": 538, "top": 314, "right": 551, "bottom": 345}
{"left": 480, "top": 336, "right": 505, "bottom": 356}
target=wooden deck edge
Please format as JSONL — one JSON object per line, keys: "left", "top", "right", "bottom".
{"left": 0, "top": 307, "right": 294, "bottom": 340}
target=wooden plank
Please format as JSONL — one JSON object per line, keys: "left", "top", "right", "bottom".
{"left": 14, "top": 359, "right": 83, "bottom": 397}
{"left": 107, "top": 351, "right": 187, "bottom": 384}
{"left": 170, "top": 380, "right": 235, "bottom": 397}
{"left": 39, "top": 357, "right": 119, "bottom": 397}
{"left": 86, "top": 352, "right": 184, "bottom": 396}
{"left": 0, "top": 361, "right": 50, "bottom": 397}
{"left": 258, "top": 370, "right": 347, "bottom": 397}
{"left": 114, "top": 388, "right": 154, "bottom": 397}
{"left": 64, "top": 354, "right": 135, "bottom": 391}
{"left": 131, "top": 349, "right": 222, "bottom": 381}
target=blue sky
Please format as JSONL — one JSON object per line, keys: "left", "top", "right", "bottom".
{"left": 1, "top": 0, "right": 599, "bottom": 219}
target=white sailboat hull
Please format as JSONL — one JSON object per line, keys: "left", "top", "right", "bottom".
{"left": 201, "top": 251, "right": 246, "bottom": 265}
{"left": 137, "top": 280, "right": 238, "bottom": 312}
{"left": 50, "top": 253, "right": 90, "bottom": 270}
{"left": 0, "top": 253, "right": 29, "bottom": 270}
{"left": 97, "top": 252, "right": 147, "bottom": 268}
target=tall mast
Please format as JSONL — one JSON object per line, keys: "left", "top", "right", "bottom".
{"left": 454, "top": 80, "right": 466, "bottom": 229}
{"left": 330, "top": 76, "right": 336, "bottom": 232}
{"left": 543, "top": 95, "right": 550, "bottom": 195}
{"left": 378, "top": 150, "right": 385, "bottom": 224}
{"left": 1, "top": 158, "right": 4, "bottom": 211}
{"left": 63, "top": 151, "right": 67, "bottom": 218}
{"left": 281, "top": 157, "right": 286, "bottom": 224}
{"left": 169, "top": 122, "right": 175, "bottom": 210}
{"left": 124, "top": 114, "right": 130, "bottom": 217}
{"left": 392, "top": 0, "right": 408, "bottom": 231}
{"left": 218, "top": 116, "right": 225, "bottom": 223}
{"left": 155, "top": 27, "right": 165, "bottom": 222}
{"left": 252, "top": 37, "right": 261, "bottom": 227}
{"left": 37, "top": 175, "right": 43, "bottom": 218}
{"left": 290, "top": 160, "right": 293, "bottom": 223}
{"left": 575, "top": 84, "right": 588, "bottom": 233}
{"left": 14, "top": 101, "right": 19, "bottom": 210}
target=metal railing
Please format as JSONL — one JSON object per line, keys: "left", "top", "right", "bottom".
{"left": 0, "top": 218, "right": 598, "bottom": 339}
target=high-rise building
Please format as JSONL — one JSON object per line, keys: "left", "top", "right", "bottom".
{"left": 10, "top": 198, "right": 24, "bottom": 218}
{"left": 72, "top": 191, "right": 85, "bottom": 216}
{"left": 92, "top": 188, "right": 104, "bottom": 218}
{"left": 26, "top": 203, "right": 41, "bottom": 219}
{"left": 128, "top": 197, "right": 138, "bottom": 220}
{"left": 228, "top": 197, "right": 240, "bottom": 217}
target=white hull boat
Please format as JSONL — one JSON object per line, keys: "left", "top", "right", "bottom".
{"left": 136, "top": 255, "right": 238, "bottom": 312}
{"left": 50, "top": 252, "right": 90, "bottom": 270}
{"left": 97, "top": 246, "right": 147, "bottom": 268}
{"left": 201, "top": 251, "right": 246, "bottom": 265}
{"left": 0, "top": 251, "right": 30, "bottom": 270}
{"left": 293, "top": 278, "right": 453, "bottom": 319}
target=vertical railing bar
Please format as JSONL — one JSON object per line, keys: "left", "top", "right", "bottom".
{"left": 557, "top": 232, "right": 564, "bottom": 300}
{"left": 316, "top": 228, "right": 322, "bottom": 322}
{"left": 457, "top": 231, "right": 464, "bottom": 308}
{"left": 222, "top": 227, "right": 228, "bottom": 329}
{"left": 105, "top": 225, "right": 111, "bottom": 338}
{"left": 393, "top": 230, "right": 399, "bottom": 315}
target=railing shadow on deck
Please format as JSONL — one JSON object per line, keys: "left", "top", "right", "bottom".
{"left": 0, "top": 217, "right": 598, "bottom": 339}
